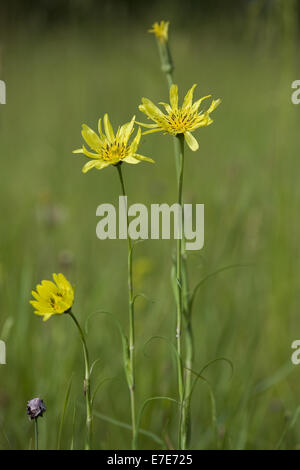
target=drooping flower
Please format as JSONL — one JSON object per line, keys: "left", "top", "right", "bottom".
{"left": 30, "top": 273, "right": 74, "bottom": 321}
{"left": 148, "top": 20, "right": 169, "bottom": 43}
{"left": 138, "top": 84, "right": 221, "bottom": 151}
{"left": 73, "top": 114, "right": 154, "bottom": 173}
{"left": 27, "top": 398, "right": 46, "bottom": 420}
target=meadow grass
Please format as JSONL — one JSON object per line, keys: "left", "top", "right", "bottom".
{"left": 0, "top": 15, "right": 300, "bottom": 449}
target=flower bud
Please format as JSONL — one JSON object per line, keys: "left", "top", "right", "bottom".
{"left": 27, "top": 398, "right": 46, "bottom": 420}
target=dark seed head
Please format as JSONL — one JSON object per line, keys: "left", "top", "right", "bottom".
{"left": 27, "top": 398, "right": 46, "bottom": 420}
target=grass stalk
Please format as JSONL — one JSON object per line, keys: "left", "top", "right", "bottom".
{"left": 116, "top": 163, "right": 137, "bottom": 450}
{"left": 68, "top": 311, "right": 93, "bottom": 450}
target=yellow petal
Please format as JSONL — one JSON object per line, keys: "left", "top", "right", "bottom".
{"left": 134, "top": 154, "right": 155, "bottom": 163}
{"left": 159, "top": 102, "right": 173, "bottom": 114}
{"left": 207, "top": 98, "right": 221, "bottom": 114}
{"left": 140, "top": 98, "right": 165, "bottom": 120}
{"left": 81, "top": 145, "right": 100, "bottom": 158}
{"left": 33, "top": 309, "right": 50, "bottom": 316}
{"left": 41, "top": 280, "right": 57, "bottom": 293}
{"left": 182, "top": 84, "right": 197, "bottom": 110}
{"left": 53, "top": 273, "right": 69, "bottom": 290}
{"left": 30, "top": 300, "right": 43, "bottom": 310}
{"left": 135, "top": 120, "right": 159, "bottom": 129}
{"left": 138, "top": 104, "right": 146, "bottom": 114}
{"left": 191, "top": 95, "right": 211, "bottom": 113}
{"left": 184, "top": 132, "right": 199, "bottom": 151}
{"left": 81, "top": 124, "right": 102, "bottom": 151}
{"left": 169, "top": 84, "right": 178, "bottom": 110}
{"left": 96, "top": 161, "right": 110, "bottom": 170}
{"left": 82, "top": 160, "right": 109, "bottom": 173}
{"left": 31, "top": 296, "right": 51, "bottom": 310}
{"left": 31, "top": 290, "right": 40, "bottom": 301}
{"left": 142, "top": 128, "right": 163, "bottom": 136}
{"left": 118, "top": 116, "right": 135, "bottom": 143}
{"left": 98, "top": 118, "right": 105, "bottom": 140}
{"left": 43, "top": 313, "right": 53, "bottom": 322}
{"left": 103, "top": 114, "right": 115, "bottom": 143}
{"left": 82, "top": 160, "right": 100, "bottom": 173}
{"left": 123, "top": 156, "right": 140, "bottom": 164}
{"left": 191, "top": 114, "right": 213, "bottom": 129}
{"left": 128, "top": 127, "right": 141, "bottom": 154}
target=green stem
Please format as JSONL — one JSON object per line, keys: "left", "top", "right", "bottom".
{"left": 156, "top": 34, "right": 195, "bottom": 450}
{"left": 116, "top": 164, "right": 137, "bottom": 450}
{"left": 34, "top": 418, "right": 38, "bottom": 450}
{"left": 68, "top": 311, "right": 93, "bottom": 450}
{"left": 175, "top": 134, "right": 185, "bottom": 448}
{"left": 181, "top": 320, "right": 193, "bottom": 449}
{"left": 181, "top": 244, "right": 193, "bottom": 450}
{"left": 156, "top": 39, "right": 174, "bottom": 77}
{"left": 166, "top": 71, "right": 174, "bottom": 89}
{"left": 156, "top": 39, "right": 180, "bottom": 178}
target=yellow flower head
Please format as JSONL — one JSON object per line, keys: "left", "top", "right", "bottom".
{"left": 30, "top": 273, "right": 74, "bottom": 322}
{"left": 73, "top": 114, "right": 154, "bottom": 173}
{"left": 139, "top": 84, "right": 221, "bottom": 151}
{"left": 148, "top": 20, "right": 169, "bottom": 43}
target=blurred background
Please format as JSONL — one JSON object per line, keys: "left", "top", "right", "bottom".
{"left": 1, "top": 0, "right": 300, "bottom": 450}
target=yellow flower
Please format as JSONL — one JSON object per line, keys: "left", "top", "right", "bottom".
{"left": 73, "top": 114, "right": 154, "bottom": 173}
{"left": 30, "top": 273, "right": 74, "bottom": 321}
{"left": 138, "top": 84, "right": 221, "bottom": 151}
{"left": 148, "top": 20, "right": 169, "bottom": 43}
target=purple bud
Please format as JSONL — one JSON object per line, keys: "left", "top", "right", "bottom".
{"left": 27, "top": 398, "right": 46, "bottom": 420}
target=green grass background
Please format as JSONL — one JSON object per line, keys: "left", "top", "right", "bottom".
{"left": 1, "top": 1, "right": 300, "bottom": 449}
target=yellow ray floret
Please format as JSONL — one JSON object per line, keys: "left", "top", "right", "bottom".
{"left": 138, "top": 84, "right": 221, "bottom": 151}
{"left": 148, "top": 20, "right": 169, "bottom": 43}
{"left": 73, "top": 114, "right": 154, "bottom": 173}
{"left": 30, "top": 273, "right": 74, "bottom": 321}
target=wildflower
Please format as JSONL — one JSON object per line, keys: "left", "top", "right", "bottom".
{"left": 30, "top": 273, "right": 74, "bottom": 321}
{"left": 73, "top": 114, "right": 154, "bottom": 173}
{"left": 138, "top": 84, "right": 221, "bottom": 151}
{"left": 27, "top": 398, "right": 46, "bottom": 420}
{"left": 148, "top": 21, "right": 169, "bottom": 43}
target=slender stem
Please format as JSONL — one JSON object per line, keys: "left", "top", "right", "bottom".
{"left": 68, "top": 311, "right": 93, "bottom": 450}
{"left": 157, "top": 43, "right": 186, "bottom": 446}
{"left": 181, "top": 241, "right": 193, "bottom": 450}
{"left": 156, "top": 40, "right": 180, "bottom": 178}
{"left": 34, "top": 418, "right": 38, "bottom": 450}
{"left": 166, "top": 72, "right": 174, "bottom": 89}
{"left": 156, "top": 35, "right": 195, "bottom": 450}
{"left": 175, "top": 134, "right": 185, "bottom": 449}
{"left": 181, "top": 320, "right": 193, "bottom": 449}
{"left": 116, "top": 164, "right": 137, "bottom": 450}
